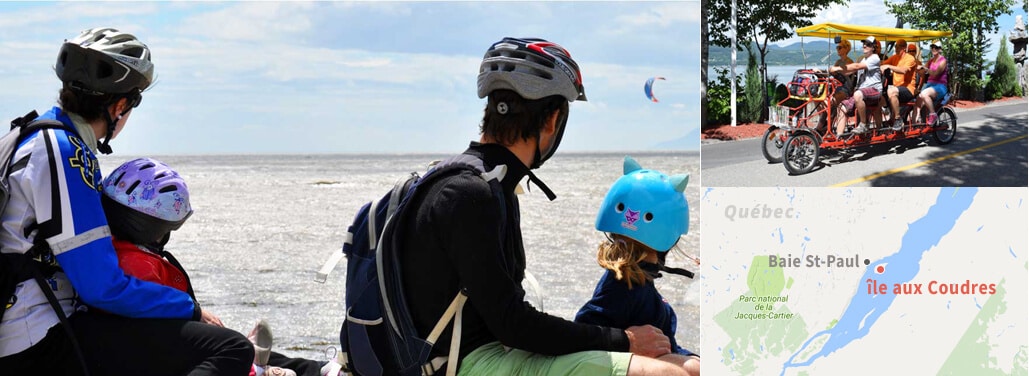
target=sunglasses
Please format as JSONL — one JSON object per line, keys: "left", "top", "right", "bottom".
{"left": 126, "top": 92, "right": 143, "bottom": 109}
{"left": 836, "top": 46, "right": 846, "bottom": 50}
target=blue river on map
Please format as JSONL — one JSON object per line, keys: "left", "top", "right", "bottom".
{"left": 780, "top": 188, "right": 978, "bottom": 375}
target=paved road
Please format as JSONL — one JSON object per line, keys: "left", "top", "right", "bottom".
{"left": 701, "top": 101, "right": 1028, "bottom": 187}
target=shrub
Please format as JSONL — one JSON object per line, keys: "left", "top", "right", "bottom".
{"left": 742, "top": 49, "right": 764, "bottom": 123}
{"left": 705, "top": 66, "right": 743, "bottom": 127}
{"left": 986, "top": 35, "right": 1019, "bottom": 100}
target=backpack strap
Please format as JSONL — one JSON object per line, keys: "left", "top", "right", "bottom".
{"left": 423, "top": 291, "right": 467, "bottom": 376}
{"left": 25, "top": 243, "right": 91, "bottom": 376}
{"left": 401, "top": 155, "right": 508, "bottom": 376}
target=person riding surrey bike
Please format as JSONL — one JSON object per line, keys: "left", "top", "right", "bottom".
{"left": 830, "top": 36, "right": 884, "bottom": 137}
{"left": 0, "top": 27, "right": 253, "bottom": 375}
{"left": 916, "top": 40, "right": 949, "bottom": 126}
{"left": 880, "top": 39, "right": 919, "bottom": 131}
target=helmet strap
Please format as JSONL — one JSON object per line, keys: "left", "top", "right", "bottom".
{"left": 530, "top": 104, "right": 569, "bottom": 170}
{"left": 525, "top": 170, "right": 556, "bottom": 201}
{"left": 98, "top": 111, "right": 115, "bottom": 155}
{"left": 97, "top": 96, "right": 134, "bottom": 155}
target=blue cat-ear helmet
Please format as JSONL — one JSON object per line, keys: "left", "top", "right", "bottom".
{"left": 595, "top": 156, "right": 689, "bottom": 252}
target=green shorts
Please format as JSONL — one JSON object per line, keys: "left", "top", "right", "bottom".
{"left": 457, "top": 342, "right": 632, "bottom": 376}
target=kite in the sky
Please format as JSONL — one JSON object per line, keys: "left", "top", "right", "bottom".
{"left": 644, "top": 76, "right": 666, "bottom": 102}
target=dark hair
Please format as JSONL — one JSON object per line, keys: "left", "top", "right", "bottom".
{"left": 479, "top": 89, "right": 567, "bottom": 145}
{"left": 57, "top": 84, "right": 119, "bottom": 121}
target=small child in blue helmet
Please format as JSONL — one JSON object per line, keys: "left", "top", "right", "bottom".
{"left": 574, "top": 156, "right": 700, "bottom": 375}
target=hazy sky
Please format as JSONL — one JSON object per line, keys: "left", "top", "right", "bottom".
{"left": 0, "top": 2, "right": 701, "bottom": 155}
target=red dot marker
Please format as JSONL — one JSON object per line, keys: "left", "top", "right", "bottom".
{"left": 875, "top": 265, "right": 885, "bottom": 274}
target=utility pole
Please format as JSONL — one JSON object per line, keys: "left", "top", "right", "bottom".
{"left": 731, "top": 0, "right": 737, "bottom": 127}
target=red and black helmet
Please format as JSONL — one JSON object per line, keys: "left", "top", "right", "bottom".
{"left": 477, "top": 37, "right": 587, "bottom": 102}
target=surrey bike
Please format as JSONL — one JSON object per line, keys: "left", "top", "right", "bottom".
{"left": 761, "top": 23, "right": 956, "bottom": 175}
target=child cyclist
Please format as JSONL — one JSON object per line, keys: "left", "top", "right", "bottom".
{"left": 101, "top": 157, "right": 316, "bottom": 376}
{"left": 575, "top": 156, "right": 700, "bottom": 376}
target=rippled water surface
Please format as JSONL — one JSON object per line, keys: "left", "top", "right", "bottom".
{"left": 99, "top": 152, "right": 701, "bottom": 360}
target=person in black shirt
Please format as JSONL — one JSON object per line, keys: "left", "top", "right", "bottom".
{"left": 396, "top": 37, "right": 688, "bottom": 376}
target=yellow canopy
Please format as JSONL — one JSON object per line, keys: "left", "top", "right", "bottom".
{"left": 796, "top": 23, "right": 952, "bottom": 42}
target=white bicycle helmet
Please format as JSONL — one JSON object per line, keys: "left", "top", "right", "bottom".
{"left": 56, "top": 27, "right": 154, "bottom": 95}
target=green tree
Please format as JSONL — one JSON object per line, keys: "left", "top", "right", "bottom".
{"left": 886, "top": 0, "right": 1017, "bottom": 100}
{"left": 743, "top": 48, "right": 763, "bottom": 122}
{"left": 986, "top": 35, "right": 1022, "bottom": 99}
{"left": 705, "top": 67, "right": 743, "bottom": 127}
{"left": 708, "top": 0, "right": 846, "bottom": 121}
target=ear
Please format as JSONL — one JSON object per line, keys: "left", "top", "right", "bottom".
{"left": 623, "top": 155, "right": 642, "bottom": 175}
{"left": 109, "top": 97, "right": 129, "bottom": 119}
{"left": 543, "top": 109, "right": 559, "bottom": 135}
{"left": 669, "top": 173, "right": 689, "bottom": 193}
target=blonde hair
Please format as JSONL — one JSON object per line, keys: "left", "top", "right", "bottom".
{"left": 596, "top": 234, "right": 655, "bottom": 289}
{"left": 837, "top": 40, "right": 852, "bottom": 55}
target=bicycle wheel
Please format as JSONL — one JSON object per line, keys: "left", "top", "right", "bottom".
{"left": 931, "top": 107, "right": 957, "bottom": 145}
{"left": 783, "top": 132, "right": 820, "bottom": 175}
{"left": 761, "top": 126, "right": 787, "bottom": 163}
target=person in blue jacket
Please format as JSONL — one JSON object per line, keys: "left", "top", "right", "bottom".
{"left": 0, "top": 27, "right": 253, "bottom": 375}
{"left": 575, "top": 156, "right": 700, "bottom": 376}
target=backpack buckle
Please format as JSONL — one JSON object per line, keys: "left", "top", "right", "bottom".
{"left": 10, "top": 110, "right": 40, "bottom": 130}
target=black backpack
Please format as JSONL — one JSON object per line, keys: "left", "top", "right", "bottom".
{"left": 316, "top": 154, "right": 509, "bottom": 376}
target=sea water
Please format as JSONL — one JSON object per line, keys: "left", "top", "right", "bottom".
{"left": 98, "top": 152, "right": 701, "bottom": 361}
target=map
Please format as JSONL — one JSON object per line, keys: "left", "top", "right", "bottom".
{"left": 702, "top": 187, "right": 1027, "bottom": 375}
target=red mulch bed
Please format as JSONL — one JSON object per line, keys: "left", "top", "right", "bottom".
{"left": 701, "top": 122, "right": 771, "bottom": 141}
{"left": 702, "top": 96, "right": 1025, "bottom": 141}
{"left": 952, "top": 95, "right": 1024, "bottom": 109}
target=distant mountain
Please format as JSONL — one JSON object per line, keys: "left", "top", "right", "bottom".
{"left": 708, "top": 41, "right": 838, "bottom": 66}
{"left": 652, "top": 127, "right": 700, "bottom": 151}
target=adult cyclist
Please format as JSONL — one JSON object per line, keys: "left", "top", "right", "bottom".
{"left": 0, "top": 27, "right": 253, "bottom": 376}
{"left": 394, "top": 37, "right": 689, "bottom": 376}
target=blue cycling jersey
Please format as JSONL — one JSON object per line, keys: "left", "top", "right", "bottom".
{"left": 0, "top": 107, "right": 196, "bottom": 357}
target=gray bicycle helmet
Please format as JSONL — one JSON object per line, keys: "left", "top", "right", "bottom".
{"left": 477, "top": 37, "right": 587, "bottom": 102}
{"left": 56, "top": 27, "right": 154, "bottom": 95}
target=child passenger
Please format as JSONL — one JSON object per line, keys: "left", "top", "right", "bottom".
{"left": 100, "top": 157, "right": 298, "bottom": 376}
{"left": 575, "top": 156, "right": 700, "bottom": 376}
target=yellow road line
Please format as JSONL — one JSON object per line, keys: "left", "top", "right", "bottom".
{"left": 830, "top": 134, "right": 1029, "bottom": 187}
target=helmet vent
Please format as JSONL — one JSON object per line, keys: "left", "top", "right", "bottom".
{"left": 529, "top": 68, "right": 552, "bottom": 80}
{"left": 122, "top": 46, "right": 145, "bottom": 59}
{"left": 158, "top": 185, "right": 178, "bottom": 193}
{"left": 110, "top": 171, "right": 125, "bottom": 186}
{"left": 525, "top": 54, "right": 555, "bottom": 69}
{"left": 96, "top": 62, "right": 113, "bottom": 79}
{"left": 125, "top": 181, "right": 140, "bottom": 195}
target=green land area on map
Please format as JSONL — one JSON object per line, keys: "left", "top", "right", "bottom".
{"left": 714, "top": 255, "right": 807, "bottom": 374}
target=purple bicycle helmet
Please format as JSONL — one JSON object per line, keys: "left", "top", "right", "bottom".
{"left": 101, "top": 158, "right": 192, "bottom": 246}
